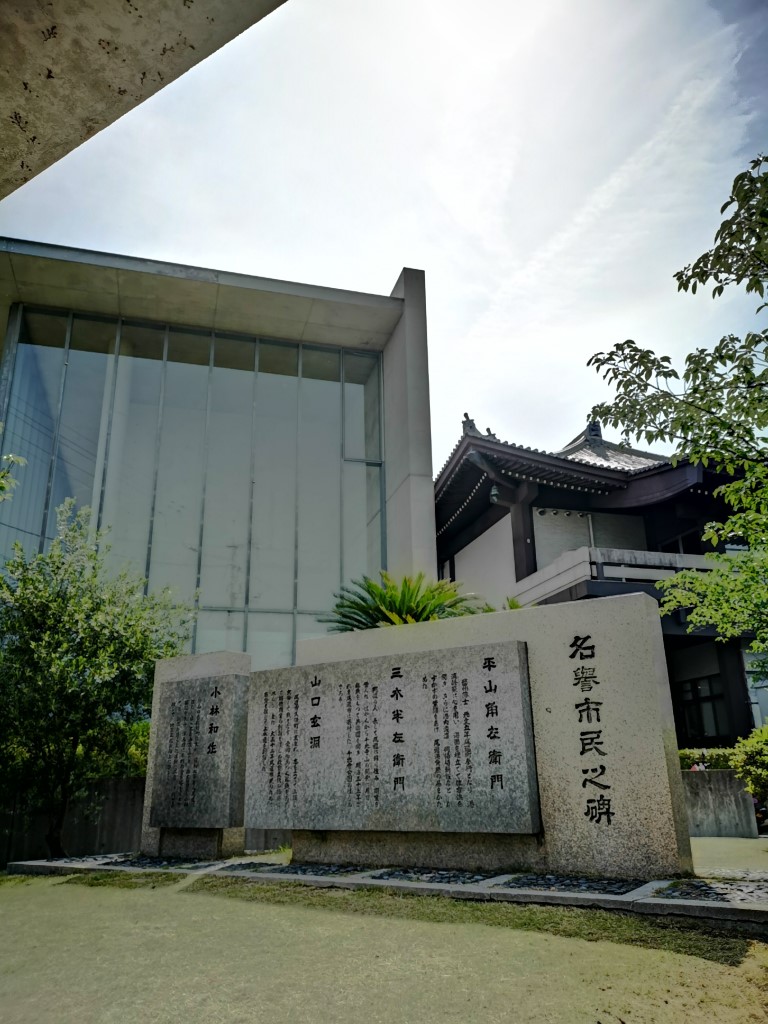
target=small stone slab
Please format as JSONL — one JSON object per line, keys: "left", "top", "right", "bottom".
{"left": 245, "top": 641, "right": 539, "bottom": 834}
{"left": 149, "top": 674, "right": 248, "bottom": 828}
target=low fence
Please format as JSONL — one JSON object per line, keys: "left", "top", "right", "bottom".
{"left": 1, "top": 778, "right": 145, "bottom": 868}
{"left": 2, "top": 780, "right": 290, "bottom": 867}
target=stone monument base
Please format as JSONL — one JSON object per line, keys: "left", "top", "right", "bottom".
{"left": 291, "top": 829, "right": 689, "bottom": 879}
{"left": 293, "top": 830, "right": 544, "bottom": 874}
{"left": 152, "top": 826, "right": 246, "bottom": 860}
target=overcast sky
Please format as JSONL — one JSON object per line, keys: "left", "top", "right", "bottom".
{"left": 0, "top": 0, "right": 765, "bottom": 469}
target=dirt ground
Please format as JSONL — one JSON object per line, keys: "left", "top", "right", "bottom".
{"left": 1, "top": 874, "right": 767, "bottom": 1024}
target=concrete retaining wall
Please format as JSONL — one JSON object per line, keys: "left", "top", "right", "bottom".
{"left": 682, "top": 770, "right": 758, "bottom": 838}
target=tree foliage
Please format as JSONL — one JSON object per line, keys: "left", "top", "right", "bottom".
{"left": 674, "top": 154, "right": 768, "bottom": 307}
{"left": 0, "top": 445, "right": 24, "bottom": 503}
{"left": 319, "top": 572, "right": 483, "bottom": 632}
{"left": 730, "top": 724, "right": 768, "bottom": 803}
{"left": 0, "top": 501, "right": 193, "bottom": 855}
{"left": 587, "top": 154, "right": 768, "bottom": 674}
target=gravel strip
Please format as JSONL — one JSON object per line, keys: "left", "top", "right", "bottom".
{"left": 371, "top": 868, "right": 498, "bottom": 885}
{"left": 659, "top": 879, "right": 768, "bottom": 904}
{"left": 497, "top": 874, "right": 646, "bottom": 895}
{"left": 249, "top": 863, "right": 366, "bottom": 877}
{"left": 108, "top": 855, "right": 223, "bottom": 871}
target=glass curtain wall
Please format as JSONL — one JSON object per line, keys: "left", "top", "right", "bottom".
{"left": 0, "top": 306, "right": 385, "bottom": 666}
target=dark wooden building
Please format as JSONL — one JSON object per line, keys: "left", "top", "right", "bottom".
{"left": 435, "top": 415, "right": 761, "bottom": 748}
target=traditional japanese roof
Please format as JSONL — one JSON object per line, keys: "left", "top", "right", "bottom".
{"left": 555, "top": 421, "right": 668, "bottom": 472}
{"left": 434, "top": 416, "right": 678, "bottom": 544}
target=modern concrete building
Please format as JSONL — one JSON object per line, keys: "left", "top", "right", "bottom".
{"left": 435, "top": 414, "right": 763, "bottom": 748}
{"left": 0, "top": 237, "right": 436, "bottom": 666}
{"left": 1, "top": 0, "right": 287, "bottom": 200}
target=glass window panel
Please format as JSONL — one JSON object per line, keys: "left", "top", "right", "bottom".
{"left": 247, "top": 612, "right": 293, "bottom": 669}
{"left": 199, "top": 337, "right": 255, "bottom": 607}
{"left": 149, "top": 330, "right": 209, "bottom": 599}
{"left": 342, "top": 462, "right": 383, "bottom": 585}
{"left": 46, "top": 315, "right": 116, "bottom": 541}
{"left": 701, "top": 700, "right": 718, "bottom": 737}
{"left": 195, "top": 610, "right": 245, "bottom": 654}
{"left": 214, "top": 334, "right": 257, "bottom": 371}
{"left": 297, "top": 350, "right": 341, "bottom": 611}
{"left": 344, "top": 353, "right": 381, "bottom": 461}
{"left": 250, "top": 342, "right": 298, "bottom": 611}
{"left": 101, "top": 322, "right": 164, "bottom": 574}
{"left": 259, "top": 342, "right": 298, "bottom": 377}
{"left": 303, "top": 347, "right": 339, "bottom": 383}
{"left": 295, "top": 614, "right": 332, "bottom": 660}
{"left": 0, "top": 310, "right": 66, "bottom": 556}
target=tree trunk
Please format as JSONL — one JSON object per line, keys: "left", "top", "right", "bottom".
{"left": 45, "top": 799, "right": 68, "bottom": 858}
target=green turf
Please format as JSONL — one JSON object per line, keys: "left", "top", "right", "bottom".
{"left": 1, "top": 875, "right": 766, "bottom": 1024}
{"left": 183, "top": 874, "right": 752, "bottom": 965}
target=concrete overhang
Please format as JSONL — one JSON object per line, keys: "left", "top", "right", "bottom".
{"left": 0, "top": 238, "right": 404, "bottom": 349}
{"left": 1, "top": 0, "right": 287, "bottom": 200}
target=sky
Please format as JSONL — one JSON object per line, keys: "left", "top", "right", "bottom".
{"left": 0, "top": 0, "right": 766, "bottom": 470}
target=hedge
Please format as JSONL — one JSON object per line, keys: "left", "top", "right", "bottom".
{"left": 678, "top": 747, "right": 735, "bottom": 771}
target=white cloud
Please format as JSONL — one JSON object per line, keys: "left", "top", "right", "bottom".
{"left": 0, "top": 0, "right": 763, "bottom": 467}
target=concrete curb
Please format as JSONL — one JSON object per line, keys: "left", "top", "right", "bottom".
{"left": 7, "top": 858, "right": 768, "bottom": 937}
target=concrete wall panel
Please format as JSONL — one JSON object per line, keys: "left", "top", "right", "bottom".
{"left": 1, "top": 0, "right": 287, "bottom": 199}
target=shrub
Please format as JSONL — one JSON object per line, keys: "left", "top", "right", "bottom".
{"left": 678, "top": 747, "right": 735, "bottom": 771}
{"left": 730, "top": 725, "right": 768, "bottom": 803}
{"left": 319, "top": 572, "right": 482, "bottom": 632}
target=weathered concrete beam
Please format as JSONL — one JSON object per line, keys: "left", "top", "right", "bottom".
{"left": 0, "top": 0, "right": 287, "bottom": 199}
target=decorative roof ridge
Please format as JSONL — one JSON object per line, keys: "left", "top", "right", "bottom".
{"left": 557, "top": 421, "right": 667, "bottom": 464}
{"left": 435, "top": 416, "right": 674, "bottom": 489}
{"left": 435, "top": 416, "right": 554, "bottom": 485}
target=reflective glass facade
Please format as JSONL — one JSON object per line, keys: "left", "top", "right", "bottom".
{"left": 0, "top": 307, "right": 385, "bottom": 665}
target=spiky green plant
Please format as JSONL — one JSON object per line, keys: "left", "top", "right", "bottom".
{"left": 319, "top": 572, "right": 481, "bottom": 632}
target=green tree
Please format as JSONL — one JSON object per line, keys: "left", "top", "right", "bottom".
{"left": 730, "top": 724, "right": 768, "bottom": 804}
{"left": 588, "top": 154, "right": 768, "bottom": 672}
{"left": 0, "top": 501, "right": 193, "bottom": 856}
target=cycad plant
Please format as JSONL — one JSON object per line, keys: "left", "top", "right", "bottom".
{"left": 319, "top": 572, "right": 481, "bottom": 632}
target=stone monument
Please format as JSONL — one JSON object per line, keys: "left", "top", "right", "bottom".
{"left": 141, "top": 651, "right": 250, "bottom": 859}
{"left": 142, "top": 593, "right": 692, "bottom": 879}
{"left": 245, "top": 641, "right": 539, "bottom": 834}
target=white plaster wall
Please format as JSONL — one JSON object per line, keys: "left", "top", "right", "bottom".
{"left": 453, "top": 513, "right": 515, "bottom": 607}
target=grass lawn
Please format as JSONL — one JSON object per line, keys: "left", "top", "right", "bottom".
{"left": 1, "top": 872, "right": 766, "bottom": 1024}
